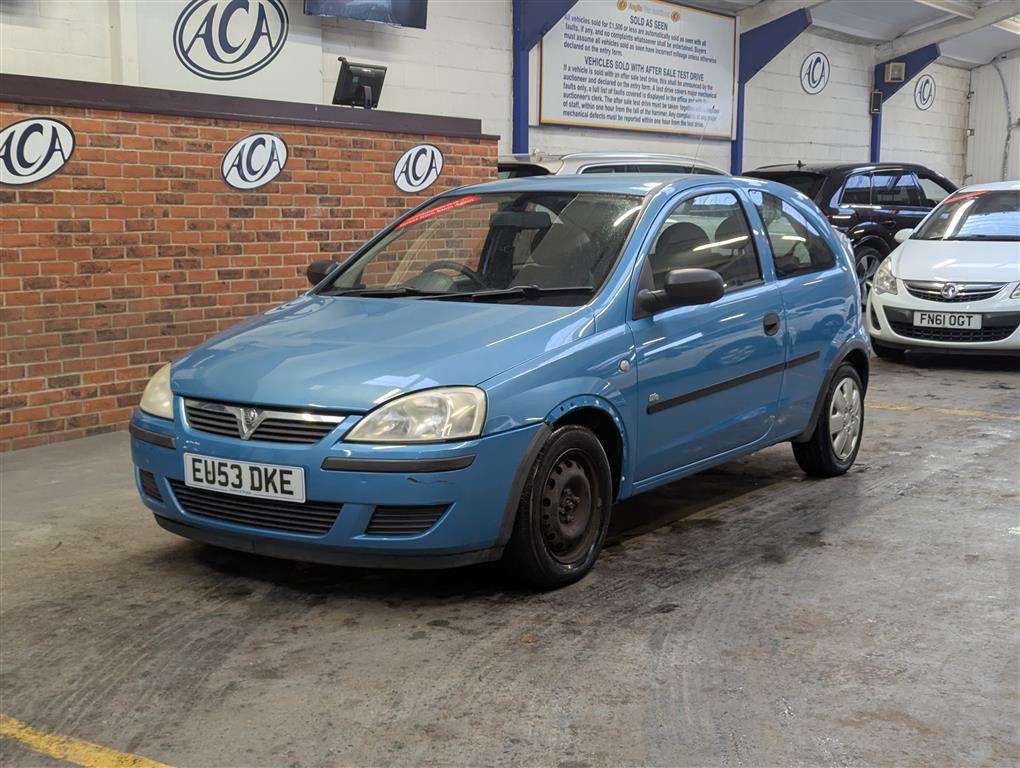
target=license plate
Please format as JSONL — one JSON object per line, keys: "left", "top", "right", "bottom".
{"left": 184, "top": 453, "right": 305, "bottom": 503}
{"left": 913, "top": 311, "right": 982, "bottom": 330}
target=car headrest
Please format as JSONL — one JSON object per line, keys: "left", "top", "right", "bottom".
{"left": 656, "top": 222, "right": 710, "bottom": 256}
{"left": 714, "top": 215, "right": 751, "bottom": 247}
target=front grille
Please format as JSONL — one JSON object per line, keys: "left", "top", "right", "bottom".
{"left": 168, "top": 480, "right": 340, "bottom": 535}
{"left": 139, "top": 470, "right": 162, "bottom": 501}
{"left": 904, "top": 281, "right": 1006, "bottom": 303}
{"left": 184, "top": 399, "right": 345, "bottom": 444}
{"left": 365, "top": 504, "right": 448, "bottom": 536}
{"left": 888, "top": 321, "right": 1017, "bottom": 343}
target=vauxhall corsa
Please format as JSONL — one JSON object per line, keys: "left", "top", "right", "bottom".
{"left": 131, "top": 175, "right": 870, "bottom": 588}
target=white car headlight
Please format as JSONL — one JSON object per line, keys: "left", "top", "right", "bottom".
{"left": 874, "top": 257, "right": 898, "bottom": 296}
{"left": 345, "top": 387, "right": 486, "bottom": 443}
{"left": 139, "top": 363, "right": 174, "bottom": 420}
{"left": 1011, "top": 284, "right": 1020, "bottom": 299}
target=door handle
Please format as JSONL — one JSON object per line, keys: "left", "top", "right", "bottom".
{"left": 763, "top": 312, "right": 781, "bottom": 336}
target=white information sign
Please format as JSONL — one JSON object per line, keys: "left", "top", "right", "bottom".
{"left": 540, "top": 0, "right": 736, "bottom": 138}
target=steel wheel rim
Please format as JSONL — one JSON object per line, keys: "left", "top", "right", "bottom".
{"left": 539, "top": 448, "right": 601, "bottom": 564}
{"left": 829, "top": 377, "right": 862, "bottom": 461}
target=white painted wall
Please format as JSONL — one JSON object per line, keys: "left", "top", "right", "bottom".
{"left": 742, "top": 32, "right": 873, "bottom": 171}
{"left": 0, "top": 0, "right": 975, "bottom": 172}
{"left": 966, "top": 56, "right": 1020, "bottom": 184}
{"left": 882, "top": 62, "right": 970, "bottom": 184}
{"left": 0, "top": 0, "right": 113, "bottom": 82}
{"left": 319, "top": 0, "right": 512, "bottom": 145}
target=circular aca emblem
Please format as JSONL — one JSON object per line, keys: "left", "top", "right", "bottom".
{"left": 221, "top": 133, "right": 288, "bottom": 189}
{"left": 173, "top": 0, "right": 289, "bottom": 81}
{"left": 394, "top": 144, "right": 444, "bottom": 193}
{"left": 0, "top": 118, "right": 75, "bottom": 186}
{"left": 914, "top": 74, "right": 936, "bottom": 110}
{"left": 800, "top": 51, "right": 830, "bottom": 94}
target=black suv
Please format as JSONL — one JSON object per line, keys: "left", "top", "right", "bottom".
{"left": 746, "top": 163, "right": 957, "bottom": 296}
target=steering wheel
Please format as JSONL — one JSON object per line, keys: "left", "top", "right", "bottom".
{"left": 419, "top": 260, "right": 488, "bottom": 289}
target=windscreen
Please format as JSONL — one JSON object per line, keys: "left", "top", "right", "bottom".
{"left": 912, "top": 190, "right": 1020, "bottom": 241}
{"left": 746, "top": 171, "right": 824, "bottom": 200}
{"left": 320, "top": 192, "right": 643, "bottom": 305}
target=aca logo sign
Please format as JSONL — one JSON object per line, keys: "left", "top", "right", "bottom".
{"left": 0, "top": 118, "right": 75, "bottom": 186}
{"left": 394, "top": 144, "right": 444, "bottom": 193}
{"left": 221, "top": 133, "right": 288, "bottom": 189}
{"left": 914, "top": 74, "right": 936, "bottom": 111}
{"left": 173, "top": 0, "right": 289, "bottom": 81}
{"left": 799, "top": 51, "right": 830, "bottom": 95}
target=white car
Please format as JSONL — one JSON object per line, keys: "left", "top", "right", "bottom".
{"left": 866, "top": 181, "right": 1020, "bottom": 358}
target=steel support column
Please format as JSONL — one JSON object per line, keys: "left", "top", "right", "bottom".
{"left": 511, "top": 0, "right": 578, "bottom": 154}
{"left": 730, "top": 9, "right": 812, "bottom": 174}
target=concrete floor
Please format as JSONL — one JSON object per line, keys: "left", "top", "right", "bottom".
{"left": 2, "top": 355, "right": 1018, "bottom": 767}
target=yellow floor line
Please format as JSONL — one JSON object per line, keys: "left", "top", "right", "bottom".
{"left": 0, "top": 714, "right": 172, "bottom": 768}
{"left": 869, "top": 401, "right": 1020, "bottom": 421}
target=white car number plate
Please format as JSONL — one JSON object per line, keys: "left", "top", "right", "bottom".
{"left": 184, "top": 453, "right": 305, "bottom": 503}
{"left": 913, "top": 311, "right": 982, "bottom": 330}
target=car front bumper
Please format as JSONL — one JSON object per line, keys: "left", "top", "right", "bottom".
{"left": 130, "top": 406, "right": 545, "bottom": 568}
{"left": 867, "top": 282, "right": 1020, "bottom": 354}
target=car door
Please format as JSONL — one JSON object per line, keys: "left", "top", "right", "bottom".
{"left": 746, "top": 189, "right": 849, "bottom": 436}
{"left": 870, "top": 169, "right": 928, "bottom": 233}
{"left": 628, "top": 187, "right": 786, "bottom": 484}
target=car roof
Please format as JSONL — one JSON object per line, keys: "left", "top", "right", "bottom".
{"left": 443, "top": 173, "right": 800, "bottom": 200}
{"left": 956, "top": 180, "right": 1019, "bottom": 192}
{"left": 497, "top": 151, "right": 727, "bottom": 174}
{"left": 749, "top": 161, "right": 942, "bottom": 175}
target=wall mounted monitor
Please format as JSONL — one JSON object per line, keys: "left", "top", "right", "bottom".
{"left": 304, "top": 0, "right": 427, "bottom": 30}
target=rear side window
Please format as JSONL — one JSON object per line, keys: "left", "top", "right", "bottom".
{"left": 649, "top": 191, "right": 762, "bottom": 292}
{"left": 839, "top": 173, "right": 871, "bottom": 206}
{"left": 581, "top": 164, "right": 631, "bottom": 174}
{"left": 916, "top": 173, "right": 954, "bottom": 206}
{"left": 871, "top": 171, "right": 922, "bottom": 206}
{"left": 749, "top": 190, "right": 837, "bottom": 279}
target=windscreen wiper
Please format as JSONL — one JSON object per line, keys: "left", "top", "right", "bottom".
{"left": 327, "top": 286, "right": 453, "bottom": 298}
{"left": 436, "top": 285, "right": 596, "bottom": 303}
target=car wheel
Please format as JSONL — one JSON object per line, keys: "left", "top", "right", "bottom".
{"left": 792, "top": 363, "right": 864, "bottom": 478}
{"left": 855, "top": 246, "right": 884, "bottom": 303}
{"left": 502, "top": 425, "right": 613, "bottom": 589}
{"left": 873, "top": 342, "right": 906, "bottom": 362}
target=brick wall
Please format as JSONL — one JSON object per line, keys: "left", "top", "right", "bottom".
{"left": 0, "top": 100, "right": 497, "bottom": 451}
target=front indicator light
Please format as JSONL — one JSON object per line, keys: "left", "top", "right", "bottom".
{"left": 345, "top": 387, "right": 486, "bottom": 443}
{"left": 874, "top": 257, "right": 898, "bottom": 296}
{"left": 139, "top": 363, "right": 174, "bottom": 420}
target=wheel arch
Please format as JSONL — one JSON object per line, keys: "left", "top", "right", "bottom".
{"left": 793, "top": 340, "right": 870, "bottom": 443}
{"left": 544, "top": 396, "right": 629, "bottom": 501}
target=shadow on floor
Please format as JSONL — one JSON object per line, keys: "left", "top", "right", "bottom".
{"left": 169, "top": 454, "right": 793, "bottom": 601}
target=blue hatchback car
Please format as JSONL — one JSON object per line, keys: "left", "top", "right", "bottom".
{"left": 131, "top": 174, "right": 870, "bottom": 587}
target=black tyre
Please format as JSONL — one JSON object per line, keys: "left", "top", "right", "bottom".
{"left": 502, "top": 425, "right": 613, "bottom": 589}
{"left": 873, "top": 342, "right": 906, "bottom": 362}
{"left": 854, "top": 245, "right": 884, "bottom": 303}
{"left": 792, "top": 363, "right": 864, "bottom": 478}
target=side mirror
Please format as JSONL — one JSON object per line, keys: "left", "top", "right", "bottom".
{"left": 638, "top": 268, "right": 725, "bottom": 314}
{"left": 307, "top": 260, "right": 338, "bottom": 286}
{"left": 894, "top": 228, "right": 913, "bottom": 244}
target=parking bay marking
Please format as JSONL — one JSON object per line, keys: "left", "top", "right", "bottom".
{"left": 0, "top": 713, "right": 173, "bottom": 768}
{"left": 868, "top": 401, "right": 1020, "bottom": 422}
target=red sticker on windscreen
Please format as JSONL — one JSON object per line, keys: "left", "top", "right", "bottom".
{"left": 395, "top": 195, "right": 481, "bottom": 230}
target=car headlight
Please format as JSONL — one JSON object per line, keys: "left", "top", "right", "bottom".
{"left": 139, "top": 363, "right": 174, "bottom": 420}
{"left": 1012, "top": 284, "right": 1020, "bottom": 299}
{"left": 345, "top": 387, "right": 486, "bottom": 443}
{"left": 874, "top": 257, "right": 898, "bottom": 296}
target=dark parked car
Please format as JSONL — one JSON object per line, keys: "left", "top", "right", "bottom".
{"left": 746, "top": 162, "right": 957, "bottom": 297}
